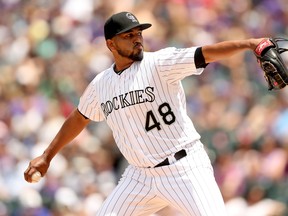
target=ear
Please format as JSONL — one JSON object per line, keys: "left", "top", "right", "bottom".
{"left": 106, "top": 39, "right": 115, "bottom": 51}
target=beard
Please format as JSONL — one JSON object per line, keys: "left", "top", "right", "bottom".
{"left": 116, "top": 44, "right": 144, "bottom": 61}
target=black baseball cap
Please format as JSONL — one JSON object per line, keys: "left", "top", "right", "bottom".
{"left": 104, "top": 12, "right": 152, "bottom": 40}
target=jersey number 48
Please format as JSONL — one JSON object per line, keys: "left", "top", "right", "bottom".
{"left": 145, "top": 102, "right": 176, "bottom": 132}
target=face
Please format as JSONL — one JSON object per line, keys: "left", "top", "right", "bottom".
{"left": 109, "top": 27, "right": 144, "bottom": 61}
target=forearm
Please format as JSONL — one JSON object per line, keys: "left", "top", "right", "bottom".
{"left": 202, "top": 38, "right": 265, "bottom": 63}
{"left": 43, "top": 109, "right": 90, "bottom": 162}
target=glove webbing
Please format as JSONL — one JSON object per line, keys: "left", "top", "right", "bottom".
{"left": 273, "top": 38, "right": 288, "bottom": 54}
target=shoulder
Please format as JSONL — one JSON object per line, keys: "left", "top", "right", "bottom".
{"left": 91, "top": 66, "right": 113, "bottom": 83}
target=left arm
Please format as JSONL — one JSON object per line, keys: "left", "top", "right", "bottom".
{"left": 202, "top": 38, "right": 265, "bottom": 63}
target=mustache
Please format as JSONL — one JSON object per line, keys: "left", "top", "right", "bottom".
{"left": 134, "top": 42, "right": 143, "bottom": 48}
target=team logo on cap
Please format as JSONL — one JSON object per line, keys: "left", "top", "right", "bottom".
{"left": 126, "top": 13, "right": 138, "bottom": 23}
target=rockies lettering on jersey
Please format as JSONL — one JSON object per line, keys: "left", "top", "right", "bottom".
{"left": 101, "top": 86, "right": 155, "bottom": 118}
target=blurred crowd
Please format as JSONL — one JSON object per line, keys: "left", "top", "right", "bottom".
{"left": 1, "top": 0, "right": 288, "bottom": 215}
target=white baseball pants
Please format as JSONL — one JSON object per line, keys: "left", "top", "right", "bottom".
{"left": 97, "top": 141, "right": 227, "bottom": 216}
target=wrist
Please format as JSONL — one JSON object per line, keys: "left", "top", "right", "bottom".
{"left": 42, "top": 150, "right": 54, "bottom": 163}
{"left": 250, "top": 38, "right": 267, "bottom": 50}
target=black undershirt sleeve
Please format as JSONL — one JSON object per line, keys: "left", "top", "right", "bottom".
{"left": 195, "top": 47, "right": 209, "bottom": 69}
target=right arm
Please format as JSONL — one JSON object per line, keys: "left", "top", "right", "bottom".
{"left": 24, "top": 109, "right": 91, "bottom": 183}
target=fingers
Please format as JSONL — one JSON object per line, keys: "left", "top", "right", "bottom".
{"left": 24, "top": 163, "right": 42, "bottom": 183}
{"left": 24, "top": 156, "right": 49, "bottom": 183}
{"left": 24, "top": 164, "right": 35, "bottom": 183}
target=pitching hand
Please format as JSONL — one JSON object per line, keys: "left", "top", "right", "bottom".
{"left": 24, "top": 155, "right": 50, "bottom": 183}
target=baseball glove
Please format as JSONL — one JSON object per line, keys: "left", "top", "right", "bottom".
{"left": 254, "top": 37, "right": 288, "bottom": 90}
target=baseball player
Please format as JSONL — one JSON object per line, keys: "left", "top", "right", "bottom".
{"left": 24, "top": 11, "right": 265, "bottom": 216}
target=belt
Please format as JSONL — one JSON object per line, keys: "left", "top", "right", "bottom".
{"left": 154, "top": 149, "right": 187, "bottom": 168}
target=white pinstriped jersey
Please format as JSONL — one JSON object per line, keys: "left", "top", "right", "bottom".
{"left": 78, "top": 47, "right": 205, "bottom": 167}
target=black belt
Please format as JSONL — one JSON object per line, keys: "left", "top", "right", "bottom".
{"left": 154, "top": 149, "right": 187, "bottom": 168}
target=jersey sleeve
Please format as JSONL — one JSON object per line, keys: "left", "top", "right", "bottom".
{"left": 155, "top": 47, "right": 206, "bottom": 84}
{"left": 78, "top": 78, "right": 105, "bottom": 122}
